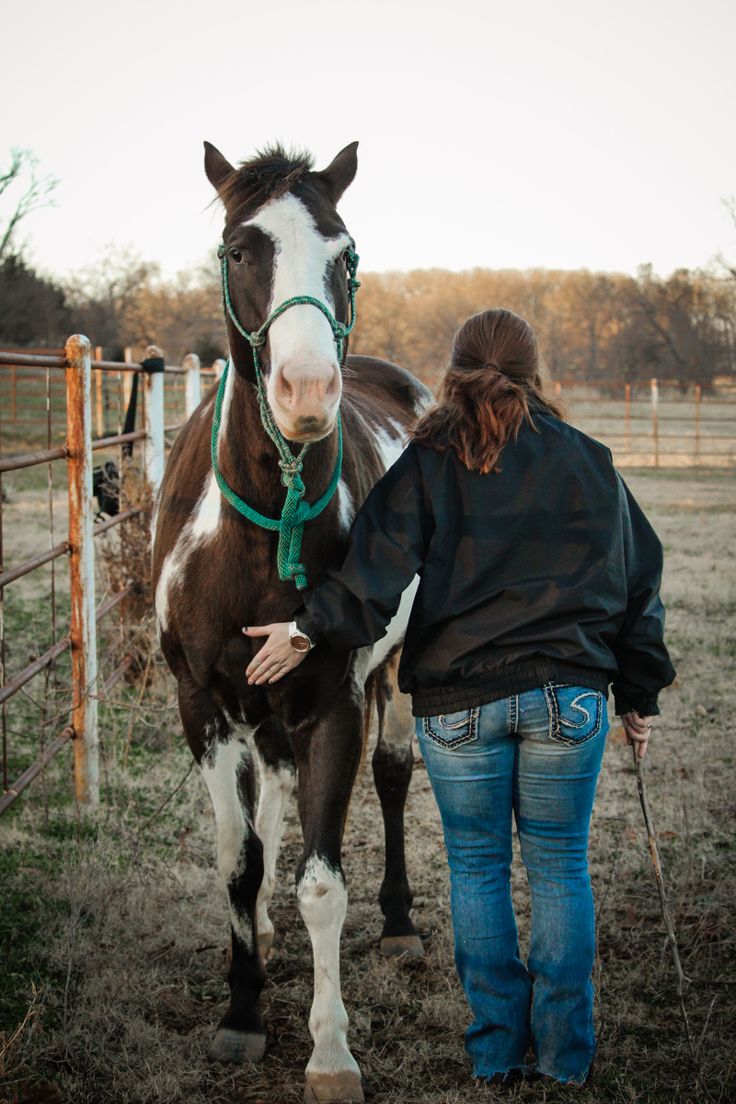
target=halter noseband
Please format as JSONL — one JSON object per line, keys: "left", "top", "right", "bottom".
{"left": 211, "top": 241, "right": 361, "bottom": 591}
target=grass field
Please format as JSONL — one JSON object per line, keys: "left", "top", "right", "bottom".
{"left": 1, "top": 467, "right": 735, "bottom": 1104}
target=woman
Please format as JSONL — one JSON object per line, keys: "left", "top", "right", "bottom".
{"left": 244, "top": 309, "right": 675, "bottom": 1087}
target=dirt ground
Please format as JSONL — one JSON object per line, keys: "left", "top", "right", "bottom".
{"left": 1, "top": 467, "right": 735, "bottom": 1104}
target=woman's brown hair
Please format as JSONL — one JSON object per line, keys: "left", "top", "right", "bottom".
{"left": 412, "top": 309, "right": 564, "bottom": 474}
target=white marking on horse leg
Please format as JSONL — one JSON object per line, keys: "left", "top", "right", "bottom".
{"left": 201, "top": 736, "right": 255, "bottom": 954}
{"left": 297, "top": 856, "right": 359, "bottom": 1080}
{"left": 255, "top": 758, "right": 295, "bottom": 952}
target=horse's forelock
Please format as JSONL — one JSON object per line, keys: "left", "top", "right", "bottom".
{"left": 219, "top": 146, "right": 315, "bottom": 215}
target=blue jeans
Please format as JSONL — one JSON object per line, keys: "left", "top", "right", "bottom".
{"left": 416, "top": 684, "right": 608, "bottom": 1084}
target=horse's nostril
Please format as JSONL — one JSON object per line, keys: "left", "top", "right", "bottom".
{"left": 281, "top": 376, "right": 294, "bottom": 403}
{"left": 326, "top": 368, "right": 341, "bottom": 401}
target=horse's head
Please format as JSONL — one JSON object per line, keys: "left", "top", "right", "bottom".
{"left": 205, "top": 140, "right": 359, "bottom": 443}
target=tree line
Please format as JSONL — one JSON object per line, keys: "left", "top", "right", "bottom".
{"left": 2, "top": 152, "right": 734, "bottom": 391}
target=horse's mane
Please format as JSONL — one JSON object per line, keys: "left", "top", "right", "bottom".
{"left": 219, "top": 145, "right": 315, "bottom": 212}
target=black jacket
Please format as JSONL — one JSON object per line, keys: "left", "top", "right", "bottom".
{"left": 299, "top": 413, "right": 675, "bottom": 717}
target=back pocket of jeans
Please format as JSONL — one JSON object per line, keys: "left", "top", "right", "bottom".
{"left": 545, "top": 686, "right": 605, "bottom": 746}
{"left": 421, "top": 707, "right": 480, "bottom": 749}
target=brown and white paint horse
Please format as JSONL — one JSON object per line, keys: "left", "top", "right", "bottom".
{"left": 152, "top": 141, "right": 430, "bottom": 1103}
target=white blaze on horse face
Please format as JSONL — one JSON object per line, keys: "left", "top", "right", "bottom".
{"left": 297, "top": 856, "right": 360, "bottom": 1080}
{"left": 245, "top": 194, "right": 349, "bottom": 441}
{"left": 201, "top": 734, "right": 255, "bottom": 954}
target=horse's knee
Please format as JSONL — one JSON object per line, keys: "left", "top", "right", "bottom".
{"left": 297, "top": 857, "right": 347, "bottom": 932}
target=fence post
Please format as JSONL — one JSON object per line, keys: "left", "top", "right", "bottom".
{"left": 65, "top": 334, "right": 99, "bottom": 807}
{"left": 212, "top": 358, "right": 226, "bottom": 380}
{"left": 651, "top": 378, "right": 659, "bottom": 468}
{"left": 94, "top": 346, "right": 104, "bottom": 437}
{"left": 183, "top": 353, "right": 201, "bottom": 420}
{"left": 624, "top": 382, "right": 631, "bottom": 452}
{"left": 694, "top": 384, "right": 702, "bottom": 462}
{"left": 142, "top": 344, "right": 165, "bottom": 495}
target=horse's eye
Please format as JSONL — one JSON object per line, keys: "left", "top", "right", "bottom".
{"left": 230, "top": 249, "right": 244, "bottom": 264}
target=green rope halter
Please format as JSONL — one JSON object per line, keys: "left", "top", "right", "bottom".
{"left": 211, "top": 240, "right": 360, "bottom": 590}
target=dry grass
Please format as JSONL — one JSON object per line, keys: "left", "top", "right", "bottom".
{"left": 1, "top": 468, "right": 735, "bottom": 1104}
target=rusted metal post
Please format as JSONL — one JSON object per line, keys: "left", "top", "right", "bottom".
{"left": 94, "top": 346, "right": 104, "bottom": 437}
{"left": 183, "top": 353, "right": 201, "bottom": 420}
{"left": 65, "top": 334, "right": 99, "bottom": 807}
{"left": 651, "top": 377, "right": 659, "bottom": 468}
{"left": 624, "top": 382, "right": 631, "bottom": 453}
{"left": 142, "top": 344, "right": 165, "bottom": 494}
{"left": 694, "top": 383, "right": 702, "bottom": 462}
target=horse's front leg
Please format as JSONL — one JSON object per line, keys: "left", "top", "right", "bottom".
{"left": 253, "top": 716, "right": 296, "bottom": 961}
{"left": 293, "top": 689, "right": 365, "bottom": 1104}
{"left": 177, "top": 678, "right": 266, "bottom": 1063}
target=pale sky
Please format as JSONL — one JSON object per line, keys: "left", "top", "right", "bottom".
{"left": 3, "top": 0, "right": 735, "bottom": 281}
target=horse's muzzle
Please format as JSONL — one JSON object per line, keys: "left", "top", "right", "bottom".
{"left": 270, "top": 359, "right": 342, "bottom": 442}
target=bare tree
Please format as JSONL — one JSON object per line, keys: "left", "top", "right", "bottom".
{"left": 0, "top": 147, "right": 59, "bottom": 262}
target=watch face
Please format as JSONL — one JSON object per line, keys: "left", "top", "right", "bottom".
{"left": 291, "top": 633, "right": 311, "bottom": 653}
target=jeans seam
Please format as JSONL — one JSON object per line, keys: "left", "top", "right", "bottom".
{"left": 543, "top": 682, "right": 560, "bottom": 740}
{"left": 507, "top": 693, "right": 519, "bottom": 735}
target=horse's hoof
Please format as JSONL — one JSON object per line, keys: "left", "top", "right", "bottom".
{"left": 304, "top": 1071, "right": 364, "bottom": 1103}
{"left": 380, "top": 933, "right": 425, "bottom": 957}
{"left": 208, "top": 1027, "right": 266, "bottom": 1064}
{"left": 257, "top": 929, "right": 274, "bottom": 964}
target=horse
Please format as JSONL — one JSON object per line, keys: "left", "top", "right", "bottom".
{"left": 151, "top": 140, "right": 432, "bottom": 1104}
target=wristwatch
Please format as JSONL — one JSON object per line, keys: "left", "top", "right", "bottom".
{"left": 288, "top": 621, "right": 314, "bottom": 654}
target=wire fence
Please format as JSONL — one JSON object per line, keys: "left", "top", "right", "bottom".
{"left": 0, "top": 338, "right": 216, "bottom": 815}
{"left": 554, "top": 379, "right": 736, "bottom": 468}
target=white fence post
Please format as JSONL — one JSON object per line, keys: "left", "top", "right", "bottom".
{"left": 212, "top": 358, "right": 226, "bottom": 380}
{"left": 651, "top": 377, "right": 659, "bottom": 467}
{"left": 142, "top": 345, "right": 165, "bottom": 495}
{"left": 65, "top": 334, "right": 99, "bottom": 807}
{"left": 183, "top": 353, "right": 201, "bottom": 420}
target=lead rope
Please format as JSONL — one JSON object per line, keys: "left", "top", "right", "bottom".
{"left": 211, "top": 243, "right": 359, "bottom": 590}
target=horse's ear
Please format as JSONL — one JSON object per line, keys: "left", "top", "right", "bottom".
{"left": 204, "top": 141, "right": 235, "bottom": 196}
{"left": 316, "top": 141, "right": 359, "bottom": 204}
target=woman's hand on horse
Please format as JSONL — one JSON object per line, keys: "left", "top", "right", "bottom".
{"left": 243, "top": 624, "right": 306, "bottom": 684}
{"left": 621, "top": 710, "right": 656, "bottom": 760}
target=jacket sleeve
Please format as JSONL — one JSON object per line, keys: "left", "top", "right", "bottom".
{"left": 298, "top": 444, "right": 432, "bottom": 650}
{"left": 611, "top": 475, "right": 676, "bottom": 716}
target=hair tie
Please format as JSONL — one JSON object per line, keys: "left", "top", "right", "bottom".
{"left": 485, "top": 360, "right": 501, "bottom": 372}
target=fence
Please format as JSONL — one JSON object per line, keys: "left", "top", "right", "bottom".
{"left": 2, "top": 353, "right": 735, "bottom": 816}
{"left": 554, "top": 378, "right": 736, "bottom": 467}
{"left": 0, "top": 337, "right": 216, "bottom": 815}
